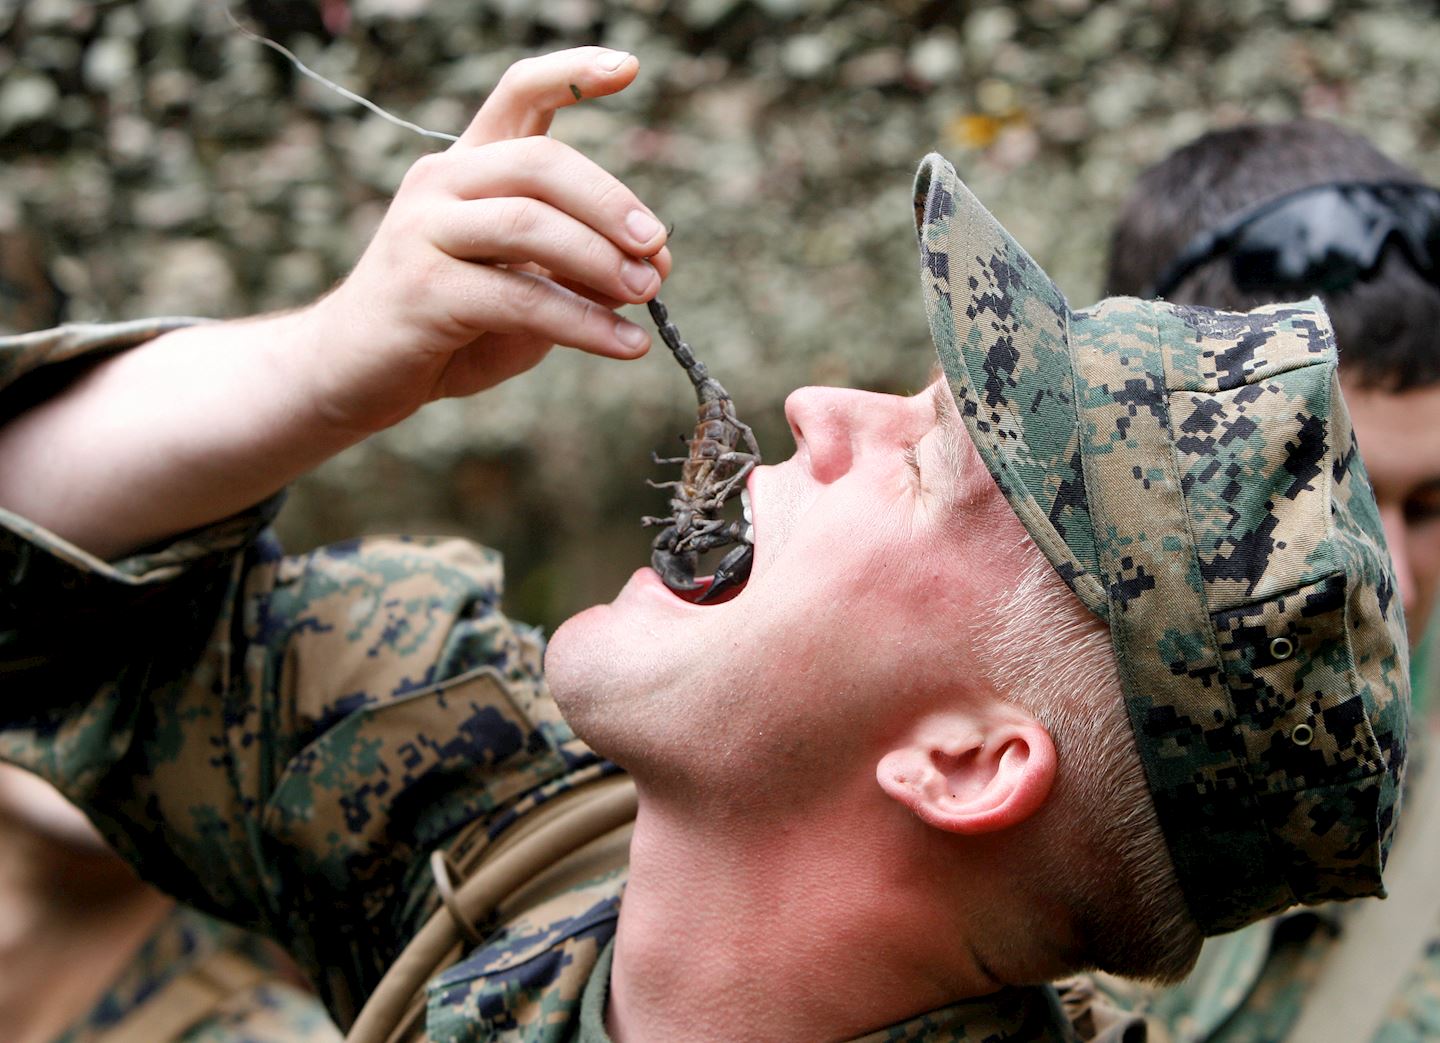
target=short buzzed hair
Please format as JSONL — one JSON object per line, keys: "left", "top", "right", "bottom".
{"left": 980, "top": 542, "right": 1203, "bottom": 984}
{"left": 1106, "top": 120, "right": 1440, "bottom": 392}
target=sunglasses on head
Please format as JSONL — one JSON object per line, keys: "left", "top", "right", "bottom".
{"left": 1145, "top": 180, "right": 1440, "bottom": 300}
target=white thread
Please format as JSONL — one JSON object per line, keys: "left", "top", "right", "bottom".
{"left": 222, "top": 2, "right": 459, "bottom": 143}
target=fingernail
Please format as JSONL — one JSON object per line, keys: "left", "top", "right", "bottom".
{"left": 621, "top": 259, "right": 657, "bottom": 296}
{"left": 626, "top": 210, "right": 664, "bottom": 244}
{"left": 615, "top": 318, "right": 649, "bottom": 351}
{"left": 597, "top": 49, "right": 632, "bottom": 72}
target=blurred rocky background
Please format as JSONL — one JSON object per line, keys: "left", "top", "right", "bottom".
{"left": 4, "top": 0, "right": 1440, "bottom": 630}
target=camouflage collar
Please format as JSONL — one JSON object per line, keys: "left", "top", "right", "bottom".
{"left": 578, "top": 939, "right": 1082, "bottom": 1042}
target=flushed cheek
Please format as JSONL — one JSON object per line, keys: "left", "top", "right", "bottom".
{"left": 751, "top": 563, "right": 956, "bottom": 682}
{"left": 885, "top": 573, "right": 989, "bottom": 679}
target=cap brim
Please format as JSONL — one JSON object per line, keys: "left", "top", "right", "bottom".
{"left": 913, "top": 154, "right": 1107, "bottom": 615}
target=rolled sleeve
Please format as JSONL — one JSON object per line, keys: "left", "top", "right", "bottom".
{"left": 0, "top": 317, "right": 210, "bottom": 396}
{"left": 0, "top": 322, "right": 598, "bottom": 1013}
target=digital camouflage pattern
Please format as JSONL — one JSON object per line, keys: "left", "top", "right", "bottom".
{"left": 567, "top": 940, "right": 1093, "bottom": 1043}
{"left": 1070, "top": 614, "right": 1440, "bottom": 1043}
{"left": 1063, "top": 914, "right": 1333, "bottom": 1043}
{"left": 61, "top": 903, "right": 341, "bottom": 1043}
{"left": 0, "top": 320, "right": 1086, "bottom": 1041}
{"left": 913, "top": 152, "right": 1409, "bottom": 935}
{"left": 1076, "top": 878, "right": 1440, "bottom": 1042}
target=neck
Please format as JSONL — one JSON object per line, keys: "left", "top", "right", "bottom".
{"left": 0, "top": 812, "right": 175, "bottom": 1043}
{"left": 605, "top": 785, "right": 1002, "bottom": 1043}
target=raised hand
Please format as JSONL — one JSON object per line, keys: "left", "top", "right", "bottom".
{"left": 0, "top": 48, "right": 673, "bottom": 560}
{"left": 305, "top": 46, "right": 672, "bottom": 432}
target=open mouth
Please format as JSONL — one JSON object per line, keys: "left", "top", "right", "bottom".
{"left": 674, "top": 575, "right": 746, "bottom": 605}
{"left": 665, "top": 487, "right": 755, "bottom": 606}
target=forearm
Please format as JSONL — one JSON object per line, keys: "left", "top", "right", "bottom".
{"left": 0, "top": 307, "right": 359, "bottom": 561}
{"left": 0, "top": 48, "right": 668, "bottom": 564}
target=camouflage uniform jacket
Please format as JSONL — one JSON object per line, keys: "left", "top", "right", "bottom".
{"left": 0, "top": 320, "right": 1089, "bottom": 1042}
{"left": 1075, "top": 846, "right": 1440, "bottom": 1043}
{"left": 62, "top": 902, "right": 342, "bottom": 1043}
{"left": 1068, "top": 614, "right": 1440, "bottom": 1043}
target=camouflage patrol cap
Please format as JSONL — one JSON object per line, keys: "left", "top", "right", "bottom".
{"left": 912, "top": 153, "right": 1409, "bottom": 936}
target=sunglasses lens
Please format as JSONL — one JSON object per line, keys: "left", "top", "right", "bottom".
{"left": 1229, "top": 189, "right": 1395, "bottom": 293}
{"left": 1230, "top": 248, "right": 1363, "bottom": 294}
{"left": 1153, "top": 183, "right": 1440, "bottom": 300}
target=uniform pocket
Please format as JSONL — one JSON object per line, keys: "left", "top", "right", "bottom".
{"left": 1212, "top": 572, "right": 1383, "bottom": 794}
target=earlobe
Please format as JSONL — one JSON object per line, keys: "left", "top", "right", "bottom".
{"left": 876, "top": 717, "right": 1056, "bottom": 835}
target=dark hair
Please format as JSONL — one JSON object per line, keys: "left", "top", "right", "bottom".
{"left": 1107, "top": 120, "right": 1440, "bottom": 391}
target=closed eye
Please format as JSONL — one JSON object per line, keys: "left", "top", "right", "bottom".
{"left": 903, "top": 441, "right": 922, "bottom": 486}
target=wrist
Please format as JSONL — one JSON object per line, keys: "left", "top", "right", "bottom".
{"left": 286, "top": 292, "right": 433, "bottom": 438}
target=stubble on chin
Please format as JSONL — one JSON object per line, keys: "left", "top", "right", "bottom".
{"left": 545, "top": 607, "right": 640, "bottom": 752}
{"left": 545, "top": 607, "right": 705, "bottom": 779}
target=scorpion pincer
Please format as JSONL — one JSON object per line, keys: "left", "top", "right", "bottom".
{"left": 641, "top": 296, "right": 761, "bottom": 602}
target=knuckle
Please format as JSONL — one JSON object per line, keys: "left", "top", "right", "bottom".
{"left": 581, "top": 233, "right": 619, "bottom": 278}
{"left": 411, "top": 259, "right": 461, "bottom": 328}
{"left": 574, "top": 295, "right": 610, "bottom": 333}
{"left": 513, "top": 135, "right": 560, "bottom": 165}
{"left": 445, "top": 266, "right": 492, "bottom": 327}
{"left": 496, "top": 197, "right": 541, "bottom": 243}
{"left": 508, "top": 272, "right": 550, "bottom": 318}
{"left": 495, "top": 55, "right": 539, "bottom": 91}
{"left": 426, "top": 246, "right": 462, "bottom": 287}
{"left": 401, "top": 152, "right": 445, "bottom": 191}
{"left": 591, "top": 176, "right": 630, "bottom": 214}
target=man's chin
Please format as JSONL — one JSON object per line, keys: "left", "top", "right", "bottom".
{"left": 545, "top": 571, "right": 696, "bottom": 760}
{"left": 547, "top": 567, "right": 681, "bottom": 670}
{"left": 549, "top": 565, "right": 643, "bottom": 647}
{"left": 545, "top": 585, "right": 639, "bottom": 728}
{"left": 545, "top": 607, "right": 634, "bottom": 769}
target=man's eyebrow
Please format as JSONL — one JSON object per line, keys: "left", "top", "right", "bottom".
{"left": 929, "top": 377, "right": 955, "bottom": 427}
{"left": 928, "top": 375, "right": 970, "bottom": 477}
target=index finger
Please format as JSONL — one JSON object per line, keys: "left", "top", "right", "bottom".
{"left": 458, "top": 47, "right": 639, "bottom": 147}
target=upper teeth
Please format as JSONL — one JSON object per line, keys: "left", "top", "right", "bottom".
{"left": 741, "top": 489, "right": 754, "bottom": 545}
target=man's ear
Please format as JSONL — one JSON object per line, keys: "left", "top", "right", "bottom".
{"left": 875, "top": 712, "right": 1056, "bottom": 834}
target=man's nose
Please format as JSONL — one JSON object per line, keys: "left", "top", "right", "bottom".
{"left": 1378, "top": 504, "right": 1418, "bottom": 621}
{"left": 784, "top": 385, "right": 910, "bottom": 484}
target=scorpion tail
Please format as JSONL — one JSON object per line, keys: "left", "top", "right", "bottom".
{"left": 646, "top": 296, "right": 712, "bottom": 393}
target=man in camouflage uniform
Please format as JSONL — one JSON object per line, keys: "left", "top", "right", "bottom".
{"left": 0, "top": 764, "right": 341, "bottom": 1043}
{"left": 0, "top": 51, "right": 1412, "bottom": 1041}
{"left": 1066, "top": 121, "right": 1440, "bottom": 1043}
{"left": 0, "top": 170, "right": 340, "bottom": 1043}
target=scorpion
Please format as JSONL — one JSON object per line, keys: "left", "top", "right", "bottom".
{"left": 222, "top": 14, "right": 761, "bottom": 598}
{"left": 642, "top": 296, "right": 761, "bottom": 602}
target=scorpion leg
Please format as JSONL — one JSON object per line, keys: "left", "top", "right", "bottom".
{"left": 695, "top": 456, "right": 755, "bottom": 509}
{"left": 696, "top": 541, "right": 753, "bottom": 603}
{"left": 672, "top": 519, "right": 744, "bottom": 566}
{"left": 673, "top": 515, "right": 734, "bottom": 554}
{"left": 730, "top": 415, "right": 762, "bottom": 458}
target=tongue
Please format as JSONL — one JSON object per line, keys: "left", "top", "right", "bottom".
{"left": 676, "top": 574, "right": 745, "bottom": 605}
